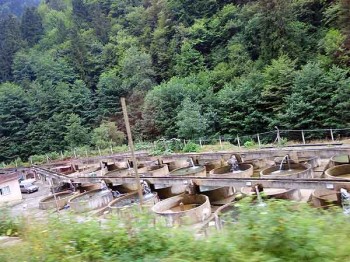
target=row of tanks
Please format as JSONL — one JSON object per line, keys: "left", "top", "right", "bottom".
{"left": 38, "top": 153, "right": 350, "bottom": 227}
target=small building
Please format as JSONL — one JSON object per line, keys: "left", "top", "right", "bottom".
{"left": 0, "top": 173, "right": 22, "bottom": 206}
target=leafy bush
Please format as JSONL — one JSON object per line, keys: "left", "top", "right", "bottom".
{"left": 1, "top": 201, "right": 350, "bottom": 261}
{"left": 244, "top": 140, "right": 256, "bottom": 148}
{"left": 0, "top": 209, "right": 19, "bottom": 237}
{"left": 182, "top": 141, "right": 200, "bottom": 152}
{"left": 150, "top": 139, "right": 184, "bottom": 155}
{"left": 279, "top": 137, "right": 288, "bottom": 146}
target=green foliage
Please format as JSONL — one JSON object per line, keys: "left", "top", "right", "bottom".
{"left": 243, "top": 140, "right": 256, "bottom": 148}
{"left": 0, "top": 209, "right": 19, "bottom": 236}
{"left": 177, "top": 97, "right": 208, "bottom": 139}
{"left": 1, "top": 0, "right": 350, "bottom": 160}
{"left": 64, "top": 114, "right": 90, "bottom": 148}
{"left": 1, "top": 201, "right": 350, "bottom": 261}
{"left": 182, "top": 141, "right": 200, "bottom": 152}
{"left": 150, "top": 138, "right": 184, "bottom": 155}
{"left": 91, "top": 121, "right": 125, "bottom": 149}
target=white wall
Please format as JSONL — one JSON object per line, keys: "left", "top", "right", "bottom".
{"left": 0, "top": 179, "right": 22, "bottom": 205}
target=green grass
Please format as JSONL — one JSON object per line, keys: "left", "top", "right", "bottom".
{"left": 1, "top": 200, "right": 350, "bottom": 261}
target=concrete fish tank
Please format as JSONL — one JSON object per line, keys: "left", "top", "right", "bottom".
{"left": 311, "top": 189, "right": 340, "bottom": 208}
{"left": 193, "top": 158, "right": 223, "bottom": 172}
{"left": 199, "top": 186, "right": 236, "bottom": 205}
{"left": 325, "top": 164, "right": 350, "bottom": 179}
{"left": 260, "top": 163, "right": 312, "bottom": 178}
{"left": 68, "top": 189, "right": 113, "bottom": 213}
{"left": 162, "top": 159, "right": 190, "bottom": 171}
{"left": 241, "top": 187, "right": 301, "bottom": 200}
{"left": 39, "top": 190, "right": 75, "bottom": 210}
{"left": 330, "top": 155, "right": 350, "bottom": 167}
{"left": 152, "top": 194, "right": 211, "bottom": 226}
{"left": 209, "top": 163, "right": 253, "bottom": 178}
{"left": 108, "top": 192, "right": 158, "bottom": 214}
{"left": 170, "top": 165, "right": 207, "bottom": 177}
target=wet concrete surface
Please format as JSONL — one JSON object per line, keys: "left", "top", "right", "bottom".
{"left": 9, "top": 181, "right": 52, "bottom": 218}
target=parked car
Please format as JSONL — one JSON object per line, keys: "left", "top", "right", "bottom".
{"left": 20, "top": 183, "right": 39, "bottom": 194}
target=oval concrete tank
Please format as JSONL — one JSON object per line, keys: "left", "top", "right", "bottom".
{"left": 244, "top": 159, "right": 269, "bottom": 170}
{"left": 39, "top": 191, "right": 75, "bottom": 210}
{"left": 209, "top": 163, "right": 253, "bottom": 178}
{"left": 274, "top": 157, "right": 320, "bottom": 169}
{"left": 68, "top": 189, "right": 113, "bottom": 213}
{"left": 325, "top": 164, "right": 350, "bottom": 179}
{"left": 241, "top": 187, "right": 301, "bottom": 200}
{"left": 311, "top": 189, "right": 340, "bottom": 208}
{"left": 170, "top": 166, "right": 207, "bottom": 177}
{"left": 194, "top": 159, "right": 223, "bottom": 172}
{"left": 143, "top": 164, "right": 169, "bottom": 177}
{"left": 163, "top": 159, "right": 189, "bottom": 171}
{"left": 79, "top": 183, "right": 100, "bottom": 192}
{"left": 260, "top": 163, "right": 312, "bottom": 178}
{"left": 108, "top": 192, "right": 158, "bottom": 214}
{"left": 199, "top": 186, "right": 236, "bottom": 205}
{"left": 152, "top": 194, "right": 211, "bottom": 226}
{"left": 330, "top": 155, "right": 350, "bottom": 167}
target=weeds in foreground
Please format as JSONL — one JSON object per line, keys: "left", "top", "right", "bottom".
{"left": 1, "top": 200, "right": 350, "bottom": 261}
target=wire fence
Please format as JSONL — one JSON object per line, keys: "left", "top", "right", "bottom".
{"left": 183, "top": 127, "right": 350, "bottom": 150}
{"left": 6, "top": 127, "right": 348, "bottom": 167}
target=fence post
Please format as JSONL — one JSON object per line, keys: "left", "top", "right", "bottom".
{"left": 330, "top": 129, "right": 334, "bottom": 142}
{"left": 199, "top": 138, "right": 203, "bottom": 148}
{"left": 301, "top": 130, "right": 306, "bottom": 145}
{"left": 237, "top": 135, "right": 241, "bottom": 150}
{"left": 98, "top": 146, "right": 102, "bottom": 156}
{"left": 15, "top": 159, "right": 17, "bottom": 167}
{"left": 60, "top": 151, "right": 64, "bottom": 160}
{"left": 257, "top": 134, "right": 261, "bottom": 148}
{"left": 219, "top": 136, "right": 223, "bottom": 150}
{"left": 46, "top": 154, "right": 49, "bottom": 164}
{"left": 275, "top": 126, "right": 281, "bottom": 144}
{"left": 74, "top": 148, "right": 77, "bottom": 158}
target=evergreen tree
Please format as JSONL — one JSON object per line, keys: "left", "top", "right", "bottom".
{"left": 21, "top": 7, "right": 44, "bottom": 47}
{"left": 0, "top": 15, "right": 23, "bottom": 83}
{"left": 64, "top": 114, "right": 90, "bottom": 148}
{"left": 176, "top": 97, "right": 208, "bottom": 139}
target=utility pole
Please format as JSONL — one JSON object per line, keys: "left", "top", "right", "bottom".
{"left": 121, "top": 98, "right": 143, "bottom": 207}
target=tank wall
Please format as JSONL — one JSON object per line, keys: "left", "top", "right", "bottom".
{"left": 260, "top": 163, "right": 312, "bottom": 178}
{"left": 311, "top": 189, "right": 340, "bottom": 208}
{"left": 200, "top": 187, "right": 235, "bottom": 202}
{"left": 152, "top": 194, "right": 211, "bottom": 225}
{"left": 164, "top": 159, "right": 189, "bottom": 171}
{"left": 148, "top": 165, "right": 169, "bottom": 177}
{"left": 209, "top": 164, "right": 253, "bottom": 178}
{"left": 39, "top": 191, "right": 75, "bottom": 210}
{"left": 325, "top": 164, "right": 350, "bottom": 178}
{"left": 69, "top": 190, "right": 113, "bottom": 213}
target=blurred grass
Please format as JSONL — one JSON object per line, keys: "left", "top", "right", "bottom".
{"left": 1, "top": 200, "right": 350, "bottom": 261}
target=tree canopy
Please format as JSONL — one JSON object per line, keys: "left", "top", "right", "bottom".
{"left": 0, "top": 0, "right": 349, "bottom": 161}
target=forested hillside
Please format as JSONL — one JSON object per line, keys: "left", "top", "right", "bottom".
{"left": 0, "top": 0, "right": 40, "bottom": 16}
{"left": 0, "top": 0, "right": 350, "bottom": 162}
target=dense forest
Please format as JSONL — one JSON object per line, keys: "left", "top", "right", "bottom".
{"left": 0, "top": 0, "right": 350, "bottom": 162}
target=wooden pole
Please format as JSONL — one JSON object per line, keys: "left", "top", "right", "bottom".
{"left": 330, "top": 129, "right": 334, "bottom": 142}
{"left": 237, "top": 135, "right": 241, "bottom": 150}
{"left": 121, "top": 98, "right": 143, "bottom": 206}
{"left": 219, "top": 136, "right": 223, "bottom": 150}
{"left": 301, "top": 130, "right": 306, "bottom": 145}
{"left": 257, "top": 134, "right": 261, "bottom": 148}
